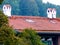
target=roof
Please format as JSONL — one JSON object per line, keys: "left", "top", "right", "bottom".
{"left": 8, "top": 16, "right": 60, "bottom": 33}
{"left": 47, "top": 8, "right": 52, "bottom": 10}
{"left": 3, "top": 4, "right": 11, "bottom": 8}
{"left": 47, "top": 8, "right": 56, "bottom": 11}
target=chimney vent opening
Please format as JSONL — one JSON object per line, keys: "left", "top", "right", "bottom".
{"left": 3, "top": 4, "right": 11, "bottom": 17}
{"left": 47, "top": 8, "right": 56, "bottom": 19}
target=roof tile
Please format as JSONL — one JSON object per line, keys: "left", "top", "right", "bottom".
{"left": 8, "top": 16, "right": 60, "bottom": 32}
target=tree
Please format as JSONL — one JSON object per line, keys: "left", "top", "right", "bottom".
{"left": 1, "top": 0, "right": 60, "bottom": 17}
{"left": 0, "top": 0, "right": 4, "bottom": 4}
{"left": 19, "top": 0, "right": 40, "bottom": 16}
{"left": 0, "top": 11, "right": 8, "bottom": 27}
{"left": 18, "top": 28, "right": 44, "bottom": 45}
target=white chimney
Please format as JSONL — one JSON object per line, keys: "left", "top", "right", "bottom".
{"left": 47, "top": 8, "right": 52, "bottom": 19}
{"left": 47, "top": 8, "right": 56, "bottom": 19}
{"left": 3, "top": 4, "right": 11, "bottom": 17}
{"left": 52, "top": 8, "right": 56, "bottom": 18}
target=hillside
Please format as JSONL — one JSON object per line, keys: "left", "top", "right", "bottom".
{"left": 0, "top": 0, "right": 60, "bottom": 17}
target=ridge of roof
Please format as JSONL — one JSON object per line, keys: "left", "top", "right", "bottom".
{"left": 9, "top": 15, "right": 60, "bottom": 22}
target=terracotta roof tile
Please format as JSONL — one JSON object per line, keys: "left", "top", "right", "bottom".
{"left": 8, "top": 16, "right": 60, "bottom": 32}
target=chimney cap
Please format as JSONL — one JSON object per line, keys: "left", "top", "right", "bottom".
{"left": 3, "top": 4, "right": 11, "bottom": 8}
{"left": 47, "top": 8, "right": 52, "bottom": 10}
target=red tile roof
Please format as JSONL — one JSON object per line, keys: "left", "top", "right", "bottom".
{"left": 8, "top": 16, "right": 60, "bottom": 33}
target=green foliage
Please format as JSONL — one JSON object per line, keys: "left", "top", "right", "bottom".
{"left": 18, "top": 28, "right": 44, "bottom": 45}
{"left": 0, "top": 27, "right": 45, "bottom": 45}
{"left": 0, "top": 25, "right": 14, "bottom": 44}
{"left": 0, "top": 0, "right": 4, "bottom": 4}
{"left": 0, "top": 11, "right": 18, "bottom": 45}
{"left": 19, "top": 0, "right": 40, "bottom": 16}
{"left": 0, "top": 11, "right": 8, "bottom": 27}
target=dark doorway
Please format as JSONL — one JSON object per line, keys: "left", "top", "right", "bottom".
{"left": 38, "top": 33, "right": 58, "bottom": 45}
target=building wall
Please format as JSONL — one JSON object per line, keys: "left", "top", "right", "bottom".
{"left": 58, "top": 36, "right": 60, "bottom": 45}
